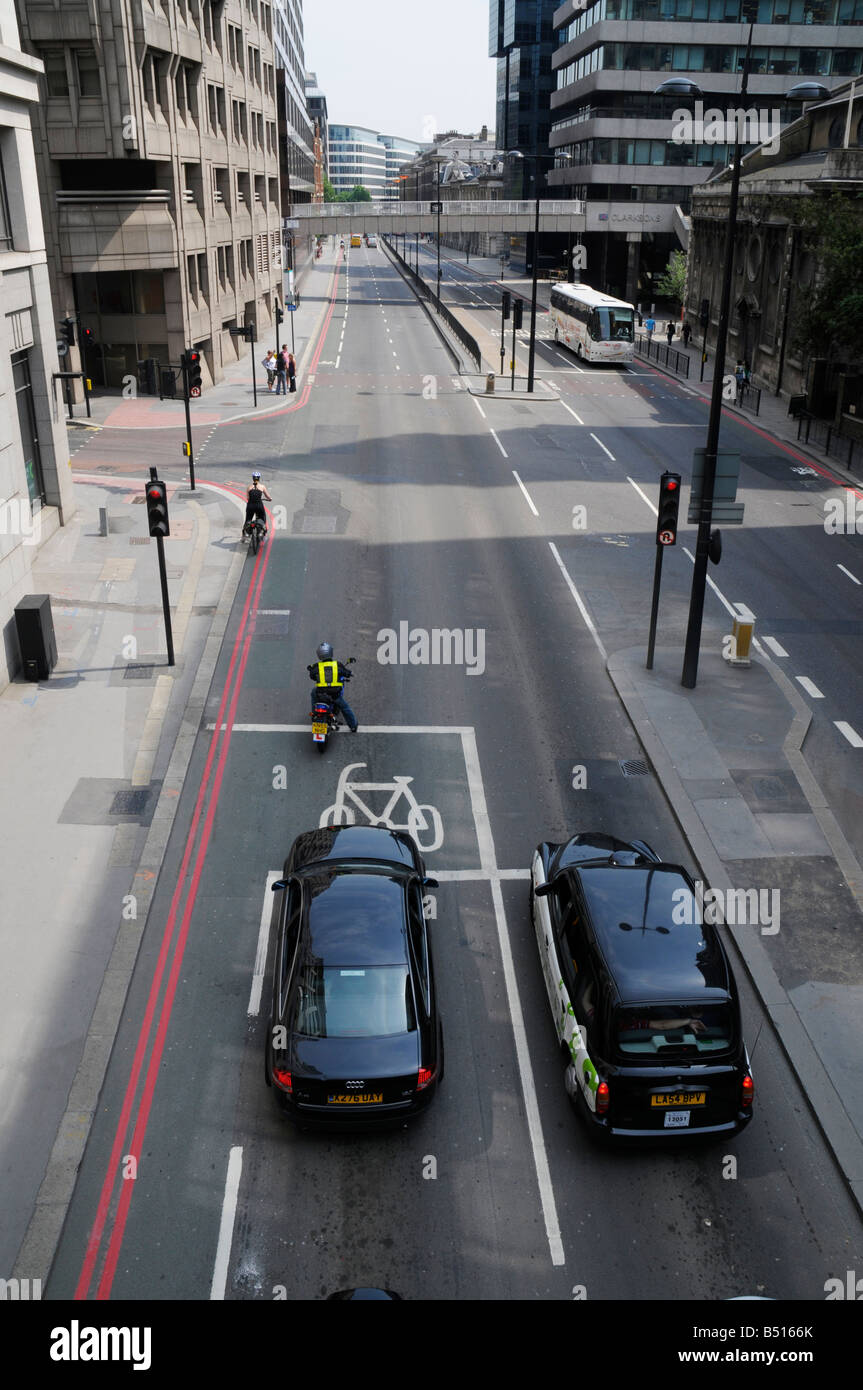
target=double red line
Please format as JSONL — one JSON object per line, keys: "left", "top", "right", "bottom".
{"left": 74, "top": 253, "right": 345, "bottom": 1300}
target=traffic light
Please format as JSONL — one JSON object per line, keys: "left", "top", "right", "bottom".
{"left": 501, "top": 290, "right": 511, "bottom": 320}
{"left": 656, "top": 471, "right": 682, "bottom": 546}
{"left": 512, "top": 299, "right": 523, "bottom": 331}
{"left": 699, "top": 298, "right": 710, "bottom": 330}
{"left": 145, "top": 478, "right": 170, "bottom": 538}
{"left": 81, "top": 326, "right": 95, "bottom": 349}
{"left": 275, "top": 303, "right": 284, "bottom": 330}
{"left": 61, "top": 317, "right": 76, "bottom": 348}
{"left": 183, "top": 349, "right": 202, "bottom": 396}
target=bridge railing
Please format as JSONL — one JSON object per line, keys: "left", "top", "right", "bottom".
{"left": 290, "top": 199, "right": 585, "bottom": 219}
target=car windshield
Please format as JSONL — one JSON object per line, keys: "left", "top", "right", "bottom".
{"left": 615, "top": 1003, "right": 733, "bottom": 1056}
{"left": 294, "top": 956, "right": 416, "bottom": 1038}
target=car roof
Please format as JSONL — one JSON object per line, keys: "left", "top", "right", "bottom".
{"left": 576, "top": 865, "right": 732, "bottom": 1002}
{"left": 306, "top": 870, "right": 409, "bottom": 966}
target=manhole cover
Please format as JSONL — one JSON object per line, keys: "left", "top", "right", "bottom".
{"left": 109, "top": 789, "right": 150, "bottom": 815}
{"left": 619, "top": 758, "right": 650, "bottom": 777}
{"left": 301, "top": 515, "right": 338, "bottom": 533}
{"left": 124, "top": 664, "right": 154, "bottom": 679}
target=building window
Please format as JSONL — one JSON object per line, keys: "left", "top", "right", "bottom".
{"left": 0, "top": 148, "right": 12, "bottom": 250}
{"left": 76, "top": 50, "right": 101, "bottom": 97}
{"left": 12, "top": 352, "right": 46, "bottom": 507}
{"left": 42, "top": 50, "right": 69, "bottom": 99}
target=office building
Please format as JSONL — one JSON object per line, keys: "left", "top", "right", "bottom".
{"left": 328, "top": 124, "right": 421, "bottom": 200}
{"left": 489, "top": 0, "right": 559, "bottom": 198}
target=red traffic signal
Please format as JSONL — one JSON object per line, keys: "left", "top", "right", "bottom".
{"left": 145, "top": 478, "right": 170, "bottom": 538}
{"left": 656, "top": 471, "right": 681, "bottom": 546}
{"left": 183, "top": 348, "right": 202, "bottom": 397}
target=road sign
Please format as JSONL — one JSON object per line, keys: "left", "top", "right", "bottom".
{"left": 430, "top": 201, "right": 443, "bottom": 213}
{"left": 56, "top": 340, "right": 68, "bottom": 357}
{"left": 285, "top": 303, "right": 297, "bottom": 311}
{"left": 189, "top": 386, "right": 201, "bottom": 397}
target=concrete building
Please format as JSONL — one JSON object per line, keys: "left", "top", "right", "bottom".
{"left": 0, "top": 0, "right": 74, "bottom": 688}
{"left": 400, "top": 132, "right": 507, "bottom": 256}
{"left": 273, "top": 1, "right": 314, "bottom": 282}
{"left": 16, "top": 0, "right": 286, "bottom": 393}
{"left": 305, "top": 70, "right": 328, "bottom": 177}
{"left": 489, "top": 0, "right": 559, "bottom": 198}
{"left": 328, "top": 124, "right": 421, "bottom": 200}
{"left": 687, "top": 79, "right": 863, "bottom": 413}
{"left": 548, "top": 0, "right": 857, "bottom": 303}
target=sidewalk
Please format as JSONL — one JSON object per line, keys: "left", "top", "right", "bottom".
{"left": 3, "top": 472, "right": 246, "bottom": 1280}
{"left": 63, "top": 244, "right": 342, "bottom": 432}
{"left": 610, "top": 646, "right": 863, "bottom": 1214}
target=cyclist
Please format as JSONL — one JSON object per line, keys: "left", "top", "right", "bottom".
{"left": 308, "top": 641, "right": 358, "bottom": 733}
{"left": 243, "top": 471, "right": 272, "bottom": 538}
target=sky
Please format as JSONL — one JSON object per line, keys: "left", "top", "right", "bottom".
{"left": 302, "top": 0, "right": 497, "bottom": 143}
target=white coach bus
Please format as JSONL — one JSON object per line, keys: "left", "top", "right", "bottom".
{"left": 549, "top": 283, "right": 635, "bottom": 364}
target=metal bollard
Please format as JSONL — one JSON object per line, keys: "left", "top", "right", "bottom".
{"left": 485, "top": 372, "right": 495, "bottom": 394}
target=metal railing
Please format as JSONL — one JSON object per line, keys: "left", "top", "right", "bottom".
{"left": 291, "top": 199, "right": 585, "bottom": 219}
{"left": 383, "top": 237, "right": 482, "bottom": 372}
{"left": 634, "top": 334, "right": 691, "bottom": 378}
{"left": 734, "top": 382, "right": 761, "bottom": 417}
{"left": 797, "top": 412, "right": 863, "bottom": 474}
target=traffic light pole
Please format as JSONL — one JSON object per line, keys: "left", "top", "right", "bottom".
{"left": 646, "top": 546, "right": 664, "bottom": 672}
{"left": 181, "top": 359, "right": 196, "bottom": 490}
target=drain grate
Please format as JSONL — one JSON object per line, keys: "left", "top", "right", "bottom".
{"left": 124, "top": 664, "right": 154, "bottom": 679}
{"left": 130, "top": 536, "right": 150, "bottom": 545}
{"left": 619, "top": 758, "right": 650, "bottom": 777}
{"left": 109, "top": 789, "right": 150, "bottom": 815}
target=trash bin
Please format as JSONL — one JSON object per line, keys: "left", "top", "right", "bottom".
{"left": 15, "top": 594, "right": 57, "bottom": 681}
{"left": 485, "top": 372, "right": 495, "bottom": 394}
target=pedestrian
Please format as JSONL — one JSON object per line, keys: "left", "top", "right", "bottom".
{"left": 682, "top": 321, "right": 692, "bottom": 346}
{"left": 666, "top": 321, "right": 675, "bottom": 347}
{"left": 288, "top": 352, "right": 297, "bottom": 393}
{"left": 262, "top": 349, "right": 276, "bottom": 392}
{"left": 645, "top": 315, "right": 655, "bottom": 341}
{"left": 275, "top": 345, "right": 288, "bottom": 395}
{"left": 734, "top": 360, "right": 746, "bottom": 404}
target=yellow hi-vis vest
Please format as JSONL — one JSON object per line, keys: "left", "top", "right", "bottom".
{"left": 315, "top": 660, "right": 342, "bottom": 688}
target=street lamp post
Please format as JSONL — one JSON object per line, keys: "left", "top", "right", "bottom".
{"left": 656, "top": 28, "right": 756, "bottom": 688}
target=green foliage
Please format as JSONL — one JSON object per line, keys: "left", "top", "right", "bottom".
{"left": 655, "top": 249, "right": 688, "bottom": 305}
{"left": 326, "top": 184, "right": 372, "bottom": 203}
{"left": 322, "top": 174, "right": 338, "bottom": 202}
{"left": 789, "top": 192, "right": 863, "bottom": 363}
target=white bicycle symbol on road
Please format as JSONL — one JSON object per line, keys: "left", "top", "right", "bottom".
{"left": 319, "top": 762, "right": 444, "bottom": 852}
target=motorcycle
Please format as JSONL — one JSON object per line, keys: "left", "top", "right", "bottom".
{"left": 310, "top": 658, "right": 355, "bottom": 753}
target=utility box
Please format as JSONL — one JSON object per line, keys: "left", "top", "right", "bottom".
{"left": 15, "top": 594, "right": 57, "bottom": 681}
{"left": 729, "top": 615, "right": 755, "bottom": 666}
{"left": 485, "top": 372, "right": 495, "bottom": 394}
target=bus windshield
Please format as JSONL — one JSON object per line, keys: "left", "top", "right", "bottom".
{"left": 591, "top": 307, "right": 634, "bottom": 343}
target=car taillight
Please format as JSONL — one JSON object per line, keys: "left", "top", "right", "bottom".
{"left": 273, "top": 1067, "right": 293, "bottom": 1093}
{"left": 741, "top": 1073, "right": 754, "bottom": 1108}
{"left": 417, "top": 1067, "right": 435, "bottom": 1091}
{"left": 596, "top": 1080, "right": 610, "bottom": 1115}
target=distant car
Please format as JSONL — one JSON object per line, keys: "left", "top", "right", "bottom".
{"left": 366, "top": 235, "right": 377, "bottom": 248}
{"left": 530, "top": 832, "right": 754, "bottom": 1141}
{"left": 265, "top": 825, "right": 443, "bottom": 1129}
{"left": 350, "top": 233, "right": 362, "bottom": 248}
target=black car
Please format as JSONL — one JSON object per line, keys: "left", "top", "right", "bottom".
{"left": 265, "top": 825, "right": 443, "bottom": 1129}
{"left": 530, "top": 832, "right": 754, "bottom": 1140}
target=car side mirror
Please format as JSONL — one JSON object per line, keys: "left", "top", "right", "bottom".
{"left": 534, "top": 882, "right": 553, "bottom": 898}
{"left": 271, "top": 879, "right": 288, "bottom": 891}
{"left": 423, "top": 877, "right": 439, "bottom": 889}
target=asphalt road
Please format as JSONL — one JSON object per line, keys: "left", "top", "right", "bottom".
{"left": 46, "top": 243, "right": 863, "bottom": 1301}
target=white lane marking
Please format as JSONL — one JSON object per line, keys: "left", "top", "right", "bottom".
{"left": 680, "top": 548, "right": 740, "bottom": 621}
{"left": 489, "top": 429, "right": 509, "bottom": 458}
{"left": 459, "top": 727, "right": 565, "bottom": 1268}
{"left": 796, "top": 676, "right": 824, "bottom": 699}
{"left": 627, "top": 476, "right": 657, "bottom": 514}
{"left": 559, "top": 400, "right": 584, "bottom": 425}
{"left": 472, "top": 397, "right": 486, "bottom": 419}
{"left": 335, "top": 353, "right": 341, "bottom": 368}
{"left": 248, "top": 871, "right": 280, "bottom": 1017}
{"left": 256, "top": 609, "right": 291, "bottom": 615}
{"left": 512, "top": 470, "right": 539, "bottom": 517}
{"left": 838, "top": 564, "right": 861, "bottom": 585}
{"left": 548, "top": 543, "right": 608, "bottom": 661}
{"left": 835, "top": 721, "right": 863, "bottom": 748}
{"left": 590, "top": 432, "right": 616, "bottom": 462}
{"left": 762, "top": 636, "right": 789, "bottom": 658}
{"left": 210, "top": 1146, "right": 243, "bottom": 1301}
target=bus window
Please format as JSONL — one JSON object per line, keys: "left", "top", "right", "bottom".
{"left": 592, "top": 307, "right": 634, "bottom": 342}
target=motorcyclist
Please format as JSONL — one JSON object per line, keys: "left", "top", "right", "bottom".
{"left": 308, "top": 641, "right": 358, "bottom": 733}
{"left": 243, "top": 471, "right": 272, "bottom": 537}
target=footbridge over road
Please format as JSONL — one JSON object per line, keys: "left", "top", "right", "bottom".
{"left": 287, "top": 199, "right": 585, "bottom": 238}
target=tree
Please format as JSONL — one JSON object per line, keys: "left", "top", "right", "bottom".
{"left": 655, "top": 249, "right": 688, "bottom": 307}
{"left": 340, "top": 184, "right": 371, "bottom": 203}
{"left": 788, "top": 191, "right": 863, "bottom": 364}
{"left": 322, "top": 174, "right": 338, "bottom": 202}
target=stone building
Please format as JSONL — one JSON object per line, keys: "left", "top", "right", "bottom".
{"left": 15, "top": 0, "right": 286, "bottom": 392}
{"left": 0, "top": 0, "right": 74, "bottom": 688}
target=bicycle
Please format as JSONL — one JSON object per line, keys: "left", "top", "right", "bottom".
{"left": 245, "top": 517, "right": 266, "bottom": 554}
{"left": 320, "top": 762, "right": 444, "bottom": 852}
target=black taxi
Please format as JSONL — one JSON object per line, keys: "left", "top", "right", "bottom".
{"left": 530, "top": 831, "right": 754, "bottom": 1140}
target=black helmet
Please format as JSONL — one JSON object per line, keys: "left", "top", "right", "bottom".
{"left": 316, "top": 641, "right": 333, "bottom": 661}
{"left": 252, "top": 471, "right": 261, "bottom": 481}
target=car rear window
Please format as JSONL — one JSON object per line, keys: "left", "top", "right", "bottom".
{"left": 295, "top": 957, "right": 416, "bottom": 1038}
{"left": 615, "top": 1003, "right": 733, "bottom": 1056}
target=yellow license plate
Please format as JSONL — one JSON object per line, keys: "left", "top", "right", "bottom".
{"left": 651, "top": 1091, "right": 706, "bottom": 1107}
{"left": 328, "top": 1094, "right": 383, "bottom": 1105}
{"left": 312, "top": 723, "right": 328, "bottom": 736}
